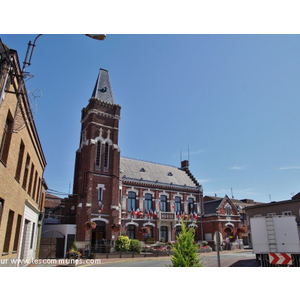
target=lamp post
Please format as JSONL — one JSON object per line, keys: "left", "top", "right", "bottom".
{"left": 10, "top": 34, "right": 106, "bottom": 132}
{"left": 22, "top": 34, "right": 106, "bottom": 74}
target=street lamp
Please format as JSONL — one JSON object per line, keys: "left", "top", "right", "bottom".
{"left": 11, "top": 34, "right": 106, "bottom": 132}
{"left": 22, "top": 34, "right": 106, "bottom": 74}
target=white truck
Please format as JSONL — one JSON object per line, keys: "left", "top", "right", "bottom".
{"left": 250, "top": 215, "right": 300, "bottom": 266}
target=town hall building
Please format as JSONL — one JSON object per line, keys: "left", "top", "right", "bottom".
{"left": 65, "top": 68, "right": 204, "bottom": 253}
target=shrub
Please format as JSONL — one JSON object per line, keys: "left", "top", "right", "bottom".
{"left": 115, "top": 235, "right": 130, "bottom": 252}
{"left": 70, "top": 240, "right": 78, "bottom": 251}
{"left": 130, "top": 239, "right": 142, "bottom": 253}
{"left": 170, "top": 219, "right": 203, "bottom": 267}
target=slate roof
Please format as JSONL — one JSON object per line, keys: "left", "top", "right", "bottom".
{"left": 0, "top": 38, "right": 12, "bottom": 66}
{"left": 0, "top": 38, "right": 10, "bottom": 57}
{"left": 91, "top": 68, "right": 115, "bottom": 104}
{"left": 204, "top": 199, "right": 223, "bottom": 215}
{"left": 120, "top": 157, "right": 199, "bottom": 189}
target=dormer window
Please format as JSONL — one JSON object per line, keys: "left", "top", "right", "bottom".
{"left": 140, "top": 168, "right": 146, "bottom": 172}
{"left": 168, "top": 172, "right": 173, "bottom": 176}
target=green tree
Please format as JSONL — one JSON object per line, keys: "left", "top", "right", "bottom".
{"left": 170, "top": 218, "right": 203, "bottom": 267}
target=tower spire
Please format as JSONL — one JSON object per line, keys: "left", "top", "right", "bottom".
{"left": 91, "top": 68, "right": 115, "bottom": 104}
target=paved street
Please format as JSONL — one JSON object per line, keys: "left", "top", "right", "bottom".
{"left": 83, "top": 250, "right": 258, "bottom": 267}
{"left": 26, "top": 249, "right": 258, "bottom": 267}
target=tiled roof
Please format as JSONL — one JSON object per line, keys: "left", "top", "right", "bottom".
{"left": 44, "top": 193, "right": 62, "bottom": 208}
{"left": 120, "top": 157, "right": 199, "bottom": 188}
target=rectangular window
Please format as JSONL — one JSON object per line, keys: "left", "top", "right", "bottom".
{"left": 13, "top": 215, "right": 22, "bottom": 252}
{"left": 104, "top": 143, "right": 109, "bottom": 169}
{"left": 3, "top": 210, "right": 14, "bottom": 253}
{"left": 145, "top": 194, "right": 152, "bottom": 213}
{"left": 175, "top": 196, "right": 181, "bottom": 213}
{"left": 0, "top": 111, "right": 13, "bottom": 165}
{"left": 22, "top": 154, "right": 30, "bottom": 190}
{"left": 30, "top": 222, "right": 35, "bottom": 249}
{"left": 98, "top": 188, "right": 102, "bottom": 202}
{"left": 188, "top": 198, "right": 194, "bottom": 214}
{"left": 15, "top": 140, "right": 25, "bottom": 182}
{"left": 32, "top": 171, "right": 38, "bottom": 200}
{"left": 36, "top": 177, "right": 41, "bottom": 204}
{"left": 160, "top": 195, "right": 167, "bottom": 212}
{"left": 127, "top": 192, "right": 136, "bottom": 212}
{"left": 28, "top": 163, "right": 35, "bottom": 195}
{"left": 0, "top": 199, "right": 4, "bottom": 229}
{"left": 95, "top": 141, "right": 101, "bottom": 169}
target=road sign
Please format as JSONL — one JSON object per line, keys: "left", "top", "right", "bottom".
{"left": 214, "top": 231, "right": 223, "bottom": 245}
{"left": 269, "top": 253, "right": 292, "bottom": 265}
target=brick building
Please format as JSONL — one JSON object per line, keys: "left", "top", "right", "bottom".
{"left": 67, "top": 68, "right": 204, "bottom": 253}
{"left": 0, "top": 39, "right": 47, "bottom": 266}
{"left": 202, "top": 195, "right": 262, "bottom": 247}
{"left": 202, "top": 195, "right": 243, "bottom": 248}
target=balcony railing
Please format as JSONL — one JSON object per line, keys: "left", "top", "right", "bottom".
{"left": 159, "top": 212, "right": 175, "bottom": 220}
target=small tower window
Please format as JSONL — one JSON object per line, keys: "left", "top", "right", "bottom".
{"left": 104, "top": 143, "right": 109, "bottom": 169}
{"left": 95, "top": 141, "right": 101, "bottom": 169}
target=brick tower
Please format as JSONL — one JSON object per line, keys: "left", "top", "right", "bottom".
{"left": 72, "top": 69, "right": 121, "bottom": 251}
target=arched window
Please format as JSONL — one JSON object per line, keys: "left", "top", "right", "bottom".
{"left": 145, "top": 194, "right": 152, "bottom": 213}
{"left": 160, "top": 226, "right": 168, "bottom": 242}
{"left": 188, "top": 198, "right": 194, "bottom": 214}
{"left": 225, "top": 204, "right": 231, "bottom": 215}
{"left": 95, "top": 141, "right": 101, "bottom": 169}
{"left": 175, "top": 196, "right": 181, "bottom": 213}
{"left": 128, "top": 192, "right": 136, "bottom": 212}
{"left": 127, "top": 225, "right": 135, "bottom": 239}
{"left": 160, "top": 195, "right": 167, "bottom": 212}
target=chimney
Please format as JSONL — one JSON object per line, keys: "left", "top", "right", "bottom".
{"left": 181, "top": 160, "right": 189, "bottom": 171}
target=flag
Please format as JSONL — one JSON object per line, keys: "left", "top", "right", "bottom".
{"left": 193, "top": 211, "right": 197, "bottom": 219}
{"left": 100, "top": 204, "right": 104, "bottom": 212}
{"left": 177, "top": 211, "right": 180, "bottom": 220}
{"left": 153, "top": 209, "right": 157, "bottom": 218}
{"left": 136, "top": 208, "right": 141, "bottom": 217}
{"left": 131, "top": 209, "right": 135, "bottom": 218}
{"left": 149, "top": 209, "right": 153, "bottom": 219}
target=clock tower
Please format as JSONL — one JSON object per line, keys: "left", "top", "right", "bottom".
{"left": 72, "top": 68, "right": 121, "bottom": 251}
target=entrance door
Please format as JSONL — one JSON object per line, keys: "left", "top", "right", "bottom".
{"left": 91, "top": 221, "right": 106, "bottom": 253}
{"left": 160, "top": 226, "right": 168, "bottom": 242}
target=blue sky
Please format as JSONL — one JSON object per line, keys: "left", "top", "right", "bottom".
{"left": 2, "top": 34, "right": 300, "bottom": 203}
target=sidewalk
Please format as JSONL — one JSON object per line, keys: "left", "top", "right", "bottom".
{"left": 27, "top": 249, "right": 254, "bottom": 267}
